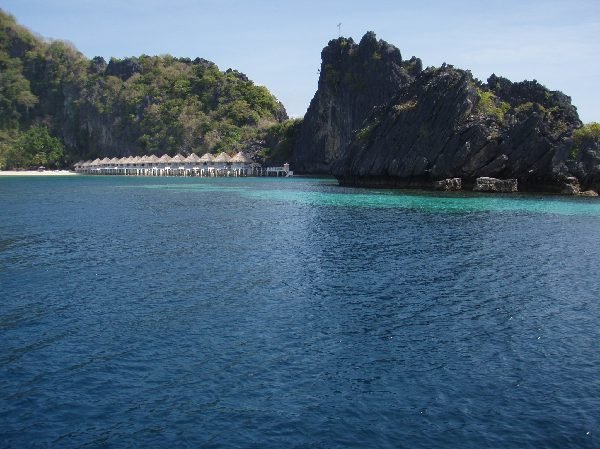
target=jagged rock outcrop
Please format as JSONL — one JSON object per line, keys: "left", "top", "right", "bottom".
{"left": 566, "top": 137, "right": 600, "bottom": 192}
{"left": 473, "top": 177, "right": 518, "bottom": 193}
{"left": 293, "top": 32, "right": 420, "bottom": 173}
{"left": 332, "top": 64, "right": 582, "bottom": 191}
{"left": 297, "top": 31, "right": 600, "bottom": 193}
{"left": 561, "top": 177, "right": 581, "bottom": 195}
{"left": 434, "top": 178, "right": 462, "bottom": 191}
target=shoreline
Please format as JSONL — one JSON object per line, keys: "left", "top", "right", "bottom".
{"left": 0, "top": 170, "right": 79, "bottom": 176}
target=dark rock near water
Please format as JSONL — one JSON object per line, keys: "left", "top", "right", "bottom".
{"left": 296, "top": 32, "right": 600, "bottom": 193}
{"left": 561, "top": 176, "right": 599, "bottom": 196}
{"left": 566, "top": 139, "right": 600, "bottom": 193}
{"left": 474, "top": 177, "right": 518, "bottom": 193}
{"left": 434, "top": 178, "right": 462, "bottom": 191}
{"left": 561, "top": 177, "right": 581, "bottom": 195}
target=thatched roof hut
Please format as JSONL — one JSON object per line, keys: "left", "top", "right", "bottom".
{"left": 231, "top": 151, "right": 251, "bottom": 164}
{"left": 158, "top": 154, "right": 172, "bottom": 163}
{"left": 145, "top": 154, "right": 160, "bottom": 164}
{"left": 170, "top": 154, "right": 186, "bottom": 163}
{"left": 199, "top": 153, "right": 215, "bottom": 163}
{"left": 213, "top": 152, "right": 231, "bottom": 163}
{"left": 185, "top": 153, "right": 201, "bottom": 163}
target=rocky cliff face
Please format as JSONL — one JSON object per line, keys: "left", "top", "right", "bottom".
{"left": 566, "top": 128, "right": 600, "bottom": 191}
{"left": 297, "top": 32, "right": 600, "bottom": 192}
{"left": 293, "top": 32, "right": 419, "bottom": 173}
{"left": 333, "top": 67, "right": 583, "bottom": 191}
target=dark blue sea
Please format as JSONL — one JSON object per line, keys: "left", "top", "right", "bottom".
{"left": 1, "top": 175, "right": 599, "bottom": 448}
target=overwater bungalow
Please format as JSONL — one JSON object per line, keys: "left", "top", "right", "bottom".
{"left": 213, "top": 152, "right": 231, "bottom": 167}
{"left": 210, "top": 152, "right": 231, "bottom": 176}
{"left": 185, "top": 153, "right": 201, "bottom": 163}
{"left": 196, "top": 153, "right": 214, "bottom": 176}
{"left": 231, "top": 151, "right": 252, "bottom": 176}
{"left": 158, "top": 154, "right": 172, "bottom": 167}
{"left": 145, "top": 154, "right": 160, "bottom": 164}
{"left": 168, "top": 154, "right": 185, "bottom": 176}
{"left": 89, "top": 159, "right": 101, "bottom": 173}
{"left": 199, "top": 153, "right": 214, "bottom": 165}
{"left": 185, "top": 153, "right": 201, "bottom": 168}
{"left": 182, "top": 153, "right": 201, "bottom": 176}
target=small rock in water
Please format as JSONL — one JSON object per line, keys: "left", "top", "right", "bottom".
{"left": 473, "top": 177, "right": 518, "bottom": 193}
{"left": 434, "top": 178, "right": 462, "bottom": 191}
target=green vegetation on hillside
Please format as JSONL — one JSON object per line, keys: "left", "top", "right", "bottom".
{"left": 0, "top": 126, "right": 64, "bottom": 169}
{"left": 475, "top": 88, "right": 510, "bottom": 121}
{"left": 356, "top": 117, "right": 381, "bottom": 142}
{"left": 259, "top": 118, "right": 302, "bottom": 164}
{"left": 570, "top": 122, "right": 600, "bottom": 159}
{"left": 0, "top": 10, "right": 289, "bottom": 168}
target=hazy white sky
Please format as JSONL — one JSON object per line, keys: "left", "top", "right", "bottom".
{"left": 4, "top": 0, "right": 599, "bottom": 122}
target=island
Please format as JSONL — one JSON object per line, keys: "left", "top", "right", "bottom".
{"left": 293, "top": 32, "right": 600, "bottom": 195}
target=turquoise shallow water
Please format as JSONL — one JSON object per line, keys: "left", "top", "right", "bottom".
{"left": 1, "top": 175, "right": 599, "bottom": 448}
{"left": 139, "top": 177, "right": 600, "bottom": 215}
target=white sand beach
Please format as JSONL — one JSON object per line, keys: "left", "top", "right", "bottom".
{"left": 0, "top": 170, "right": 79, "bottom": 176}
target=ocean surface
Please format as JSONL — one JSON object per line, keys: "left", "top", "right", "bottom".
{"left": 1, "top": 175, "right": 599, "bottom": 449}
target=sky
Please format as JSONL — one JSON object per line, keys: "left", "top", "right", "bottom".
{"left": 3, "top": 0, "right": 600, "bottom": 122}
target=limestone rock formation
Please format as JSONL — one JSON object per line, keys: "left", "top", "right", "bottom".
{"left": 296, "top": 31, "right": 600, "bottom": 193}
{"left": 332, "top": 63, "right": 582, "bottom": 191}
{"left": 293, "top": 32, "right": 419, "bottom": 173}
{"left": 566, "top": 136, "right": 600, "bottom": 192}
